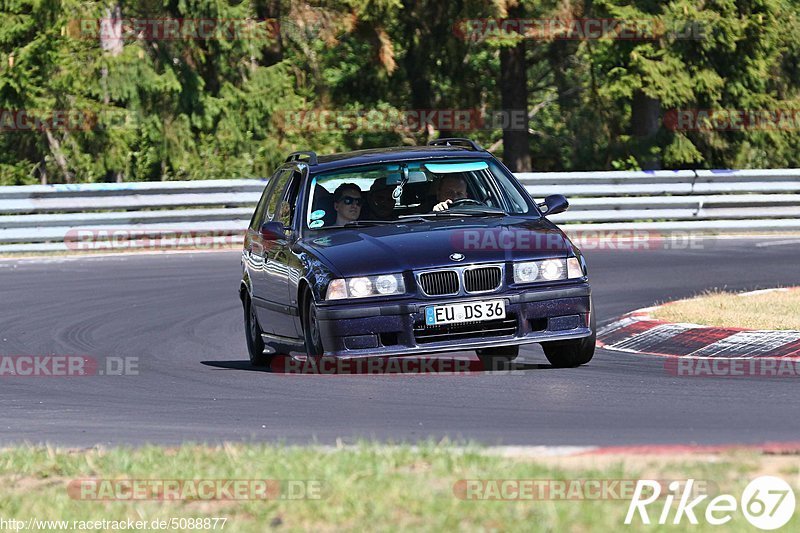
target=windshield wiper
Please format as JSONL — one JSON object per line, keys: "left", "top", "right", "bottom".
{"left": 344, "top": 217, "right": 430, "bottom": 227}
{"left": 395, "top": 215, "right": 442, "bottom": 223}
{"left": 404, "top": 209, "right": 506, "bottom": 218}
{"left": 343, "top": 220, "right": 396, "bottom": 227}
{"left": 448, "top": 208, "right": 506, "bottom": 216}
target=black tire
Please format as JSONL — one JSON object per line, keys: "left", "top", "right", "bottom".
{"left": 244, "top": 296, "right": 272, "bottom": 367}
{"left": 476, "top": 345, "right": 519, "bottom": 371}
{"left": 541, "top": 309, "right": 596, "bottom": 368}
{"left": 302, "top": 293, "right": 325, "bottom": 357}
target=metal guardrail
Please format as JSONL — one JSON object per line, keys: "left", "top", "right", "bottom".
{"left": 0, "top": 180, "right": 265, "bottom": 253}
{"left": 0, "top": 170, "right": 798, "bottom": 253}
{"left": 518, "top": 169, "right": 800, "bottom": 231}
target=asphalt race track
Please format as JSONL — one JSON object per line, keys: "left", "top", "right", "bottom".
{"left": 1, "top": 236, "right": 799, "bottom": 447}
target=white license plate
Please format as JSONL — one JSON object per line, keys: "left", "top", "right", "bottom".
{"left": 425, "top": 300, "right": 506, "bottom": 326}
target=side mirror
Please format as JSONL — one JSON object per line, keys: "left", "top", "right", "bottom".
{"left": 538, "top": 194, "right": 569, "bottom": 216}
{"left": 260, "top": 221, "right": 287, "bottom": 241}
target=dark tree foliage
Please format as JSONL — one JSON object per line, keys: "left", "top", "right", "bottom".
{"left": 0, "top": 0, "right": 798, "bottom": 183}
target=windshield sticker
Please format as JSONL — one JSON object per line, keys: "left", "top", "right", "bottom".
{"left": 309, "top": 219, "right": 325, "bottom": 229}
{"left": 310, "top": 209, "right": 326, "bottom": 220}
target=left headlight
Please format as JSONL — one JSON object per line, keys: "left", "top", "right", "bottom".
{"left": 326, "top": 273, "right": 406, "bottom": 300}
{"left": 513, "top": 257, "right": 584, "bottom": 284}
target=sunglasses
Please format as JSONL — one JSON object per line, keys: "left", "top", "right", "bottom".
{"left": 339, "top": 196, "right": 363, "bottom": 206}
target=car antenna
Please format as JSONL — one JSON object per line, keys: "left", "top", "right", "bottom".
{"left": 392, "top": 164, "right": 408, "bottom": 200}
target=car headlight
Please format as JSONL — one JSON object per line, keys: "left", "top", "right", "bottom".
{"left": 513, "top": 257, "right": 583, "bottom": 284}
{"left": 326, "top": 274, "right": 406, "bottom": 300}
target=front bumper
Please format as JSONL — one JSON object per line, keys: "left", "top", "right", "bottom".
{"left": 314, "top": 282, "right": 592, "bottom": 357}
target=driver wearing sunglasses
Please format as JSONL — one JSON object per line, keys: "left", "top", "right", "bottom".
{"left": 333, "top": 183, "right": 363, "bottom": 226}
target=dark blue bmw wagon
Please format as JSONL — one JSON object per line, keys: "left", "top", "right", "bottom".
{"left": 240, "top": 139, "right": 594, "bottom": 368}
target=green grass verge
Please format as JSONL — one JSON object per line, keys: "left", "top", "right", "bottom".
{"left": 0, "top": 443, "right": 797, "bottom": 532}
{"left": 652, "top": 288, "right": 800, "bottom": 330}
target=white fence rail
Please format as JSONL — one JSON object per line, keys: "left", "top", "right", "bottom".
{"left": 520, "top": 169, "right": 800, "bottom": 232}
{"left": 0, "top": 170, "right": 798, "bottom": 253}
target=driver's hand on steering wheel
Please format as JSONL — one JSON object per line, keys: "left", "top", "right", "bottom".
{"left": 432, "top": 199, "right": 452, "bottom": 212}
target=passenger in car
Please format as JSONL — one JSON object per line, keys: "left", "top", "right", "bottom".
{"left": 432, "top": 175, "right": 469, "bottom": 211}
{"left": 365, "top": 178, "right": 397, "bottom": 220}
{"left": 332, "top": 183, "right": 363, "bottom": 225}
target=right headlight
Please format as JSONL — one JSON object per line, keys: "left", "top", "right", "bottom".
{"left": 513, "top": 257, "right": 583, "bottom": 284}
{"left": 326, "top": 273, "right": 406, "bottom": 300}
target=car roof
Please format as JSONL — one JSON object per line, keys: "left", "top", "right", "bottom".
{"left": 308, "top": 146, "right": 494, "bottom": 173}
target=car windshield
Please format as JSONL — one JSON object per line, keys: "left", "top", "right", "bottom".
{"left": 305, "top": 159, "right": 534, "bottom": 229}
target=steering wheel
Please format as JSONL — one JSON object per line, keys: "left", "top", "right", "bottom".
{"left": 450, "top": 198, "right": 484, "bottom": 208}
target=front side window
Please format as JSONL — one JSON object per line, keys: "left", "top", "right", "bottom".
{"left": 305, "top": 159, "right": 534, "bottom": 229}
{"left": 249, "top": 185, "right": 271, "bottom": 232}
{"left": 273, "top": 171, "right": 301, "bottom": 228}
{"left": 265, "top": 168, "right": 294, "bottom": 222}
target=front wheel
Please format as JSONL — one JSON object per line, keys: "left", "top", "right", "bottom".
{"left": 303, "top": 295, "right": 325, "bottom": 357}
{"left": 244, "top": 297, "right": 272, "bottom": 367}
{"left": 476, "top": 345, "right": 519, "bottom": 371}
{"left": 541, "top": 310, "right": 596, "bottom": 368}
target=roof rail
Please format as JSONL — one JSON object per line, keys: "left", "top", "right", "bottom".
{"left": 427, "top": 138, "right": 485, "bottom": 151}
{"left": 285, "top": 151, "right": 318, "bottom": 166}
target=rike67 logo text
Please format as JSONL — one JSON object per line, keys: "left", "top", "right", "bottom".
{"left": 626, "top": 476, "right": 795, "bottom": 530}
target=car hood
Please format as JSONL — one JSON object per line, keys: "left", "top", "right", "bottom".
{"left": 299, "top": 217, "right": 572, "bottom": 277}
